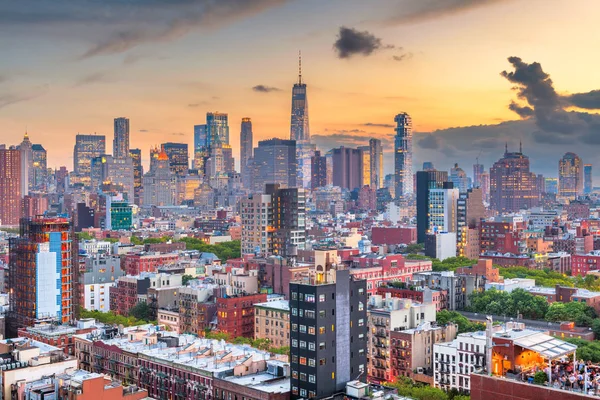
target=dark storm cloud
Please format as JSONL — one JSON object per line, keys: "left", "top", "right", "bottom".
{"left": 252, "top": 85, "right": 282, "bottom": 93}
{"left": 565, "top": 90, "right": 600, "bottom": 110}
{"left": 334, "top": 27, "right": 384, "bottom": 59}
{"left": 362, "top": 122, "right": 394, "bottom": 128}
{"left": 416, "top": 134, "right": 440, "bottom": 149}
{"left": 384, "top": 0, "right": 510, "bottom": 25}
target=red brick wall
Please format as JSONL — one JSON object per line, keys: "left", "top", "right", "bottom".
{"left": 470, "top": 373, "right": 592, "bottom": 400}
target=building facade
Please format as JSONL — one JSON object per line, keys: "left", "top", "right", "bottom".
{"left": 0, "top": 148, "right": 21, "bottom": 226}
{"left": 394, "top": 113, "right": 413, "bottom": 199}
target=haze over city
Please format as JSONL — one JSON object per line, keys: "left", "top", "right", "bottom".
{"left": 2, "top": 0, "right": 600, "bottom": 176}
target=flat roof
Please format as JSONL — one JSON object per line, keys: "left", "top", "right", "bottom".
{"left": 254, "top": 300, "right": 289, "bottom": 312}
{"left": 220, "top": 373, "right": 290, "bottom": 393}
{"left": 513, "top": 332, "right": 577, "bottom": 359}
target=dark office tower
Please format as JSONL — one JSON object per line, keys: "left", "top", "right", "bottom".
{"left": 31, "top": 144, "right": 47, "bottom": 191}
{"left": 489, "top": 145, "right": 539, "bottom": 213}
{"left": 290, "top": 52, "right": 310, "bottom": 143}
{"left": 8, "top": 213, "right": 76, "bottom": 336}
{"left": 55, "top": 166, "right": 68, "bottom": 194}
{"left": 369, "top": 139, "right": 383, "bottom": 189}
{"left": 240, "top": 118, "right": 253, "bottom": 188}
{"left": 267, "top": 184, "right": 306, "bottom": 256}
{"left": 332, "top": 147, "right": 363, "bottom": 191}
{"left": 416, "top": 170, "right": 449, "bottom": 243}
{"left": 558, "top": 152, "right": 583, "bottom": 199}
{"left": 394, "top": 113, "right": 413, "bottom": 199}
{"left": 422, "top": 162, "right": 435, "bottom": 171}
{"left": 456, "top": 188, "right": 484, "bottom": 258}
{"left": 73, "top": 134, "right": 106, "bottom": 186}
{"left": 290, "top": 266, "right": 367, "bottom": 400}
{"left": 129, "top": 149, "right": 143, "bottom": 205}
{"left": 206, "top": 112, "right": 229, "bottom": 146}
{"left": 584, "top": 164, "right": 593, "bottom": 194}
{"left": 311, "top": 151, "right": 327, "bottom": 190}
{"left": 113, "top": 117, "right": 130, "bottom": 158}
{"left": 473, "top": 162, "right": 484, "bottom": 188}
{"left": 0, "top": 148, "right": 22, "bottom": 226}
{"left": 252, "top": 138, "right": 297, "bottom": 192}
{"left": 75, "top": 203, "right": 95, "bottom": 232}
{"left": 161, "top": 143, "right": 189, "bottom": 177}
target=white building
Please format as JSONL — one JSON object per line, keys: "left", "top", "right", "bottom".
{"left": 434, "top": 331, "right": 487, "bottom": 393}
{"left": 425, "top": 232, "right": 457, "bottom": 261}
{"left": 485, "top": 278, "right": 536, "bottom": 293}
{"left": 428, "top": 188, "right": 459, "bottom": 233}
{"left": 80, "top": 240, "right": 112, "bottom": 255}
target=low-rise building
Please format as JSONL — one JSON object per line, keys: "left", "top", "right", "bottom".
{"left": 82, "top": 255, "right": 124, "bottom": 312}
{"left": 485, "top": 278, "right": 536, "bottom": 293}
{"left": 213, "top": 360, "right": 290, "bottom": 400}
{"left": 217, "top": 293, "right": 268, "bottom": 338}
{"left": 434, "top": 331, "right": 486, "bottom": 393}
{"left": 254, "top": 300, "right": 290, "bottom": 348}
{"left": 412, "top": 271, "right": 485, "bottom": 311}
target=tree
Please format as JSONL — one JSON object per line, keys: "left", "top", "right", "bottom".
{"left": 182, "top": 275, "right": 195, "bottom": 286}
{"left": 533, "top": 371, "right": 548, "bottom": 385}
{"left": 437, "top": 310, "right": 483, "bottom": 334}
{"left": 76, "top": 232, "right": 94, "bottom": 241}
{"left": 129, "top": 302, "right": 152, "bottom": 321}
{"left": 130, "top": 236, "right": 143, "bottom": 245}
{"left": 405, "top": 243, "right": 424, "bottom": 254}
{"left": 546, "top": 301, "right": 596, "bottom": 325}
{"left": 592, "top": 319, "right": 600, "bottom": 338}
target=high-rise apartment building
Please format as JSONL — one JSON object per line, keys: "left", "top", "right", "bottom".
{"left": 252, "top": 138, "right": 297, "bottom": 192}
{"left": 113, "top": 117, "right": 130, "bottom": 158}
{"left": 473, "top": 163, "right": 484, "bottom": 188}
{"left": 428, "top": 187, "right": 459, "bottom": 234}
{"left": 129, "top": 148, "right": 143, "bottom": 205}
{"left": 584, "top": 164, "right": 593, "bottom": 194}
{"left": 206, "top": 112, "right": 230, "bottom": 146}
{"left": 332, "top": 147, "right": 363, "bottom": 191}
{"left": 416, "top": 170, "right": 450, "bottom": 243}
{"left": 161, "top": 142, "right": 189, "bottom": 177}
{"left": 289, "top": 267, "right": 367, "bottom": 400}
{"left": 240, "top": 118, "right": 253, "bottom": 188}
{"left": 241, "top": 184, "right": 306, "bottom": 256}
{"left": 457, "top": 188, "right": 485, "bottom": 259}
{"left": 31, "top": 144, "right": 47, "bottom": 191}
{"left": 450, "top": 163, "right": 468, "bottom": 193}
{"left": 558, "top": 152, "right": 583, "bottom": 200}
{"left": 480, "top": 171, "right": 490, "bottom": 203}
{"left": 489, "top": 146, "right": 539, "bottom": 213}
{"left": 8, "top": 213, "right": 76, "bottom": 336}
{"left": 0, "top": 148, "right": 22, "bottom": 226}
{"left": 358, "top": 146, "right": 371, "bottom": 187}
{"left": 369, "top": 138, "right": 383, "bottom": 189}
{"left": 394, "top": 113, "right": 413, "bottom": 199}
{"left": 311, "top": 150, "right": 327, "bottom": 190}
{"left": 73, "top": 134, "right": 106, "bottom": 185}
{"left": 17, "top": 132, "right": 33, "bottom": 196}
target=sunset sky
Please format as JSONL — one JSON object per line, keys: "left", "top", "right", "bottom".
{"left": 1, "top": 0, "right": 600, "bottom": 177}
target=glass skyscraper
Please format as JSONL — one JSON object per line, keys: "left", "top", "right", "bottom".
{"left": 394, "top": 112, "right": 413, "bottom": 199}
{"left": 290, "top": 54, "right": 314, "bottom": 188}
{"left": 113, "top": 117, "right": 130, "bottom": 159}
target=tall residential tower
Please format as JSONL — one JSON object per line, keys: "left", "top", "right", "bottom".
{"left": 394, "top": 113, "right": 413, "bottom": 199}
{"left": 240, "top": 118, "right": 253, "bottom": 189}
{"left": 113, "top": 117, "right": 130, "bottom": 158}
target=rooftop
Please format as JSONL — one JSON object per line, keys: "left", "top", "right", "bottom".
{"left": 254, "top": 300, "right": 289, "bottom": 312}
{"left": 220, "top": 373, "right": 290, "bottom": 394}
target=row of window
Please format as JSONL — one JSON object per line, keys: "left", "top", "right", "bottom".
{"left": 292, "top": 324, "right": 333, "bottom": 334}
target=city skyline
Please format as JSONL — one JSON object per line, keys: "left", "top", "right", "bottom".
{"left": 1, "top": 1, "right": 600, "bottom": 177}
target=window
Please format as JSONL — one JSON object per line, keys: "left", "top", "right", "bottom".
{"left": 292, "top": 308, "right": 297, "bottom": 316}
{"left": 292, "top": 324, "right": 298, "bottom": 332}
{"left": 319, "top": 342, "right": 326, "bottom": 350}
{"left": 300, "top": 389, "right": 307, "bottom": 398}
{"left": 305, "top": 294, "right": 315, "bottom": 303}
{"left": 292, "top": 387, "right": 298, "bottom": 395}
{"left": 319, "top": 310, "right": 326, "bottom": 318}
{"left": 319, "top": 326, "right": 326, "bottom": 334}
{"left": 308, "top": 326, "right": 316, "bottom": 335}
{"left": 300, "top": 325, "right": 307, "bottom": 333}
{"left": 319, "top": 358, "right": 326, "bottom": 366}
{"left": 291, "top": 292, "right": 298, "bottom": 300}
{"left": 358, "top": 319, "right": 364, "bottom": 327}
{"left": 292, "top": 371, "right": 298, "bottom": 379}
{"left": 300, "top": 341, "right": 307, "bottom": 349}
{"left": 319, "top": 294, "right": 326, "bottom": 302}
{"left": 300, "top": 357, "right": 307, "bottom": 365}
{"left": 309, "top": 342, "right": 315, "bottom": 351}
{"left": 309, "top": 375, "right": 316, "bottom": 383}
{"left": 309, "top": 358, "right": 316, "bottom": 367}
{"left": 292, "top": 355, "right": 298, "bottom": 363}
{"left": 299, "top": 373, "right": 307, "bottom": 381}
{"left": 306, "top": 310, "right": 315, "bottom": 319}
{"left": 292, "top": 339, "right": 298, "bottom": 347}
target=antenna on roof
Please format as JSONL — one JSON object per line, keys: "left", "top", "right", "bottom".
{"left": 298, "top": 50, "right": 302, "bottom": 85}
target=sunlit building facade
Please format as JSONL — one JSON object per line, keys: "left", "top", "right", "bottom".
{"left": 394, "top": 113, "right": 413, "bottom": 199}
{"left": 558, "top": 152, "right": 583, "bottom": 200}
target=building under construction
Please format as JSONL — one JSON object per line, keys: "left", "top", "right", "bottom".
{"left": 7, "top": 212, "right": 79, "bottom": 337}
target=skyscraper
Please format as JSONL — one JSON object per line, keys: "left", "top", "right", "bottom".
{"left": 428, "top": 187, "right": 459, "bottom": 234}
{"left": 113, "top": 117, "right": 130, "bottom": 158}
{"left": 558, "top": 152, "right": 583, "bottom": 199}
{"left": 143, "top": 149, "right": 176, "bottom": 206}
{"left": 73, "top": 134, "right": 106, "bottom": 186}
{"left": 311, "top": 150, "right": 327, "bottom": 190}
{"left": 544, "top": 177, "right": 558, "bottom": 194}
{"left": 129, "top": 149, "right": 143, "bottom": 205}
{"left": 332, "top": 147, "right": 363, "bottom": 191}
{"left": 93, "top": 155, "right": 135, "bottom": 202}
{"left": 394, "top": 113, "right": 413, "bottom": 199}
{"left": 0, "top": 148, "right": 22, "bottom": 226}
{"left": 31, "top": 144, "right": 47, "bottom": 192}
{"left": 450, "top": 163, "right": 468, "bottom": 193}
{"left": 489, "top": 145, "right": 539, "bottom": 213}
{"left": 457, "top": 188, "right": 485, "bottom": 259}
{"left": 416, "top": 170, "right": 450, "bottom": 243}
{"left": 473, "top": 162, "right": 484, "bottom": 188}
{"left": 161, "top": 142, "right": 189, "bottom": 177}
{"left": 422, "top": 162, "right": 435, "bottom": 171}
{"left": 8, "top": 213, "right": 76, "bottom": 336}
{"left": 252, "top": 138, "right": 297, "bottom": 192}
{"left": 290, "top": 266, "right": 367, "bottom": 400}
{"left": 369, "top": 138, "right": 383, "bottom": 189}
{"left": 290, "top": 53, "right": 309, "bottom": 143}
{"left": 240, "top": 118, "right": 253, "bottom": 188}
{"left": 358, "top": 146, "right": 371, "bottom": 187}
{"left": 584, "top": 164, "right": 593, "bottom": 194}
{"left": 206, "top": 112, "right": 229, "bottom": 146}
{"left": 17, "top": 132, "right": 33, "bottom": 196}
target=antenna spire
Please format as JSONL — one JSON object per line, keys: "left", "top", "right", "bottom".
{"left": 298, "top": 50, "right": 302, "bottom": 85}
{"left": 519, "top": 140, "right": 522, "bottom": 153}
{"left": 505, "top": 142, "right": 508, "bottom": 154}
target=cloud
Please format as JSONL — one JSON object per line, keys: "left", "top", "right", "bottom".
{"left": 252, "top": 85, "right": 282, "bottom": 93}
{"left": 334, "top": 27, "right": 385, "bottom": 59}
{"left": 312, "top": 132, "right": 393, "bottom": 152}
{"left": 171, "top": 132, "right": 185, "bottom": 136}
{"left": 362, "top": 122, "right": 394, "bottom": 128}
{"left": 417, "top": 134, "right": 440, "bottom": 149}
{"left": 0, "top": 84, "right": 49, "bottom": 110}
{"left": 0, "top": 75, "right": 8, "bottom": 84}
{"left": 383, "top": 0, "right": 510, "bottom": 25}
{"left": 565, "top": 90, "right": 600, "bottom": 110}
{"left": 139, "top": 129, "right": 149, "bottom": 133}
{"left": 74, "top": 71, "right": 113, "bottom": 87}
{"left": 392, "top": 52, "right": 413, "bottom": 62}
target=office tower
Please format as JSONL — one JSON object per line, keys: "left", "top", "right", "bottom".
{"left": 416, "top": 170, "right": 450, "bottom": 243}
{"left": 428, "top": 187, "right": 459, "bottom": 234}
{"left": 544, "top": 177, "right": 558, "bottom": 194}
{"left": 106, "top": 197, "right": 132, "bottom": 231}
{"left": 206, "top": 112, "right": 229, "bottom": 147}
{"left": 17, "top": 132, "right": 33, "bottom": 196}
{"left": 92, "top": 155, "right": 135, "bottom": 202}
{"left": 290, "top": 266, "right": 367, "bottom": 400}
{"left": 311, "top": 150, "right": 327, "bottom": 190}
{"left": 241, "top": 184, "right": 306, "bottom": 256}
{"left": 194, "top": 124, "right": 208, "bottom": 150}
{"left": 55, "top": 166, "right": 68, "bottom": 194}
{"left": 584, "top": 164, "right": 593, "bottom": 194}
{"left": 73, "top": 134, "right": 106, "bottom": 186}
{"left": 129, "top": 149, "right": 143, "bottom": 205}
{"left": 149, "top": 145, "right": 160, "bottom": 173}
{"left": 290, "top": 53, "right": 310, "bottom": 143}
{"left": 422, "top": 162, "right": 435, "bottom": 171}
{"left": 535, "top": 173, "right": 545, "bottom": 203}
{"left": 384, "top": 174, "right": 395, "bottom": 198}
{"left": 8, "top": 213, "right": 76, "bottom": 336}
{"left": 489, "top": 145, "right": 539, "bottom": 213}
{"left": 113, "top": 117, "right": 130, "bottom": 158}
{"left": 143, "top": 149, "right": 176, "bottom": 206}
{"left": 473, "top": 163, "right": 484, "bottom": 188}
{"left": 31, "top": 144, "right": 47, "bottom": 191}
{"left": 394, "top": 113, "right": 413, "bottom": 199}
{"left": 480, "top": 171, "right": 490, "bottom": 203}
{"left": 450, "top": 163, "right": 468, "bottom": 193}
{"left": 358, "top": 146, "right": 371, "bottom": 187}
{"left": 161, "top": 142, "right": 189, "bottom": 177}
{"left": 457, "top": 188, "right": 484, "bottom": 259}
{"left": 0, "top": 148, "right": 22, "bottom": 226}
{"left": 240, "top": 118, "right": 253, "bottom": 188}
{"left": 332, "top": 147, "right": 363, "bottom": 191}
{"left": 558, "top": 152, "right": 583, "bottom": 199}
{"left": 369, "top": 139, "right": 383, "bottom": 189}
{"left": 252, "top": 138, "right": 297, "bottom": 192}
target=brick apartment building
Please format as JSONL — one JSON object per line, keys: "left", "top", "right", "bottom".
{"left": 123, "top": 253, "right": 179, "bottom": 275}
{"left": 371, "top": 226, "right": 417, "bottom": 246}
{"left": 217, "top": 293, "right": 268, "bottom": 338}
